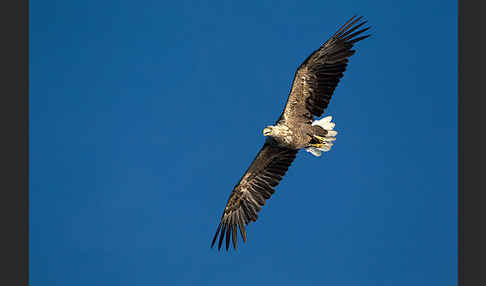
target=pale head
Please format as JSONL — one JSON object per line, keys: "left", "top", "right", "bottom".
{"left": 262, "top": 126, "right": 274, "bottom": 137}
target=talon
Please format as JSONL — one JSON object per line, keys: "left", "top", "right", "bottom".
{"left": 310, "top": 143, "right": 324, "bottom": 149}
{"left": 314, "top": 135, "right": 326, "bottom": 142}
{"left": 314, "top": 135, "right": 336, "bottom": 144}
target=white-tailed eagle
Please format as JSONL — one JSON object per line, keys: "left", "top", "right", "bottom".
{"left": 211, "top": 16, "right": 371, "bottom": 251}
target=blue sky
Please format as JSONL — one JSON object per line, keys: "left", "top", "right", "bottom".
{"left": 30, "top": 1, "right": 457, "bottom": 285}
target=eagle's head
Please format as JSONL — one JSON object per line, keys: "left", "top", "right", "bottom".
{"left": 263, "top": 125, "right": 291, "bottom": 137}
{"left": 262, "top": 126, "right": 274, "bottom": 137}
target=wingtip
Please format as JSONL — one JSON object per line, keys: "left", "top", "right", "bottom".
{"left": 217, "top": 223, "right": 227, "bottom": 250}
{"left": 211, "top": 220, "right": 247, "bottom": 252}
{"left": 341, "top": 26, "right": 371, "bottom": 42}
{"left": 334, "top": 16, "right": 370, "bottom": 41}
{"left": 232, "top": 225, "right": 238, "bottom": 250}
{"left": 349, "top": 34, "right": 371, "bottom": 44}
{"left": 333, "top": 15, "right": 357, "bottom": 37}
{"left": 210, "top": 222, "right": 221, "bottom": 249}
{"left": 225, "top": 225, "right": 231, "bottom": 251}
{"left": 335, "top": 15, "right": 362, "bottom": 35}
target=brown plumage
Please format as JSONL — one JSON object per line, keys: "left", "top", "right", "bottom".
{"left": 211, "top": 143, "right": 297, "bottom": 250}
{"left": 278, "top": 16, "right": 370, "bottom": 126}
{"left": 211, "top": 16, "right": 370, "bottom": 251}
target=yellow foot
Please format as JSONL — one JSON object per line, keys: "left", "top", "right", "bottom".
{"left": 314, "top": 135, "right": 326, "bottom": 143}
{"left": 314, "top": 135, "right": 336, "bottom": 144}
{"left": 310, "top": 143, "right": 324, "bottom": 149}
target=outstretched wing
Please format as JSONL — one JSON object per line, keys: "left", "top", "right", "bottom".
{"left": 278, "top": 16, "right": 370, "bottom": 125}
{"left": 211, "top": 142, "right": 298, "bottom": 251}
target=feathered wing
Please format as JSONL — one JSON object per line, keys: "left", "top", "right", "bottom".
{"left": 211, "top": 16, "right": 370, "bottom": 251}
{"left": 278, "top": 16, "right": 371, "bottom": 125}
{"left": 211, "top": 142, "right": 297, "bottom": 251}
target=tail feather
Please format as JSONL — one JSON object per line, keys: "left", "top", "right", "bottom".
{"left": 312, "top": 116, "right": 336, "bottom": 132}
{"left": 305, "top": 147, "right": 323, "bottom": 157}
{"left": 306, "top": 115, "right": 338, "bottom": 157}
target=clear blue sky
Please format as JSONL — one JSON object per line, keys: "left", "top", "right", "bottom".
{"left": 30, "top": 1, "right": 457, "bottom": 285}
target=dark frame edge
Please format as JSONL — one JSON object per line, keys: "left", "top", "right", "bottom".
{"left": 457, "top": 0, "right": 463, "bottom": 285}
{"left": 0, "top": 0, "right": 30, "bottom": 285}
{"left": 459, "top": 0, "right": 486, "bottom": 285}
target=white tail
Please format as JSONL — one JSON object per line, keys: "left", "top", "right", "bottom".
{"left": 305, "top": 146, "right": 323, "bottom": 157}
{"left": 306, "top": 115, "right": 338, "bottom": 157}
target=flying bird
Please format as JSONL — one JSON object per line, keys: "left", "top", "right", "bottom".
{"left": 211, "top": 16, "right": 371, "bottom": 251}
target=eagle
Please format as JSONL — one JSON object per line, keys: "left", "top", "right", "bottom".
{"left": 211, "top": 16, "right": 371, "bottom": 251}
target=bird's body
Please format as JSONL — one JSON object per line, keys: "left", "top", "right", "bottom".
{"left": 211, "top": 16, "right": 371, "bottom": 251}
{"left": 267, "top": 119, "right": 334, "bottom": 150}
